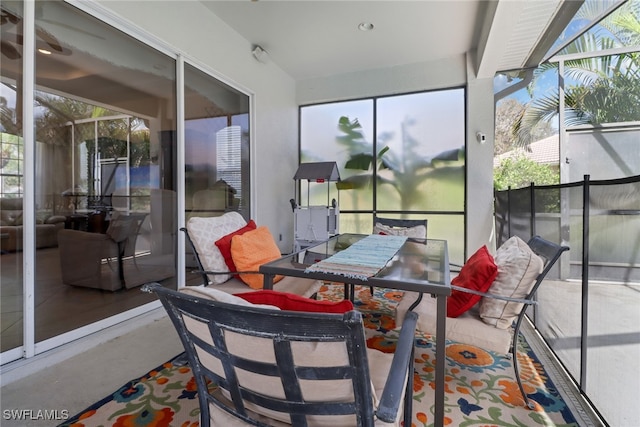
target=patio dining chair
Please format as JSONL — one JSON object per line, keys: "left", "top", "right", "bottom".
{"left": 182, "top": 211, "right": 321, "bottom": 298}
{"left": 144, "top": 283, "right": 419, "bottom": 427}
{"left": 396, "top": 234, "right": 568, "bottom": 409}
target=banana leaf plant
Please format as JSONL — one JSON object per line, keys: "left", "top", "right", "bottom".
{"left": 335, "top": 115, "right": 463, "bottom": 212}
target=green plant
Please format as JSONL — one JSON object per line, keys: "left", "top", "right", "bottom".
{"left": 493, "top": 154, "right": 558, "bottom": 190}
{"left": 335, "top": 115, "right": 464, "bottom": 212}
{"left": 511, "top": 1, "right": 640, "bottom": 146}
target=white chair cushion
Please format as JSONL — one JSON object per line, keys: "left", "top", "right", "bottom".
{"left": 186, "top": 212, "right": 247, "bottom": 284}
{"left": 185, "top": 317, "right": 395, "bottom": 426}
{"left": 374, "top": 222, "right": 426, "bottom": 239}
{"left": 395, "top": 291, "right": 512, "bottom": 354}
{"left": 479, "top": 236, "right": 543, "bottom": 329}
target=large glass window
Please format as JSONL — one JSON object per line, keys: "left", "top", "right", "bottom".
{"left": 183, "top": 63, "right": 251, "bottom": 269}
{"left": 33, "top": 0, "right": 178, "bottom": 348}
{"left": 0, "top": 0, "right": 254, "bottom": 361}
{"left": 300, "top": 89, "right": 466, "bottom": 263}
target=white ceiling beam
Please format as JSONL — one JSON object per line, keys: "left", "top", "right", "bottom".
{"left": 475, "top": 0, "right": 528, "bottom": 79}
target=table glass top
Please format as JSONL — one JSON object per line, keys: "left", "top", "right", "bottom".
{"left": 260, "top": 233, "right": 451, "bottom": 295}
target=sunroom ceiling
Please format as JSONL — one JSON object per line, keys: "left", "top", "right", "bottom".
{"left": 201, "top": 0, "right": 583, "bottom": 81}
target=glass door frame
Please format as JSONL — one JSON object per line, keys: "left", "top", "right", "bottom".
{"left": 0, "top": 0, "right": 253, "bottom": 366}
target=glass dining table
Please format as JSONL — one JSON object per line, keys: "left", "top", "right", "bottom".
{"left": 259, "top": 233, "right": 452, "bottom": 427}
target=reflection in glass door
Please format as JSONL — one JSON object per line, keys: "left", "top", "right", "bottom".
{"left": 184, "top": 64, "right": 250, "bottom": 218}
{"left": 0, "top": 0, "right": 179, "bottom": 356}
{"left": 0, "top": 0, "right": 24, "bottom": 356}
{"left": 31, "top": 0, "right": 178, "bottom": 350}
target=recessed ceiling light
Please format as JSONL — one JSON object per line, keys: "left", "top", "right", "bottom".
{"left": 358, "top": 22, "right": 374, "bottom": 31}
{"left": 38, "top": 48, "right": 52, "bottom": 55}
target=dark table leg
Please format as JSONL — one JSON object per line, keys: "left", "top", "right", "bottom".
{"left": 262, "top": 274, "right": 275, "bottom": 290}
{"left": 434, "top": 294, "right": 447, "bottom": 427}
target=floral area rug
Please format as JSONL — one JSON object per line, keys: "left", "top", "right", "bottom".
{"left": 61, "top": 285, "right": 578, "bottom": 427}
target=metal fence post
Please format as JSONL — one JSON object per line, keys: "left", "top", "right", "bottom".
{"left": 580, "top": 174, "right": 590, "bottom": 392}
{"left": 530, "top": 182, "right": 536, "bottom": 238}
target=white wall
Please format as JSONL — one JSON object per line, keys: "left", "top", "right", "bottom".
{"left": 296, "top": 55, "right": 466, "bottom": 105}
{"left": 95, "top": 0, "right": 300, "bottom": 251}
{"left": 465, "top": 55, "right": 497, "bottom": 254}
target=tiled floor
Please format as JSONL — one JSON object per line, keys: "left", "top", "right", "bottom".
{"left": 0, "top": 310, "right": 183, "bottom": 426}
{"left": 0, "top": 247, "right": 180, "bottom": 352}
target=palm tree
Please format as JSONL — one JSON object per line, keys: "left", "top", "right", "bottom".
{"left": 513, "top": 1, "right": 640, "bottom": 145}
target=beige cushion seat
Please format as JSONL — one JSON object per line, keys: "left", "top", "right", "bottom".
{"left": 396, "top": 292, "right": 513, "bottom": 353}
{"left": 395, "top": 235, "right": 568, "bottom": 410}
{"left": 180, "top": 285, "right": 399, "bottom": 426}
{"left": 185, "top": 275, "right": 320, "bottom": 299}
{"left": 395, "top": 235, "right": 545, "bottom": 354}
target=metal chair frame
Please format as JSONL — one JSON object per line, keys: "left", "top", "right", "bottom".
{"left": 144, "top": 283, "right": 418, "bottom": 426}
{"left": 450, "top": 235, "right": 569, "bottom": 409}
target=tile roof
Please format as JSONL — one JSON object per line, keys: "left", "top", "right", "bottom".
{"left": 494, "top": 135, "right": 559, "bottom": 167}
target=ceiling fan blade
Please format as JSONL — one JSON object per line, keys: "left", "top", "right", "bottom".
{"left": 36, "top": 27, "right": 63, "bottom": 52}
{"left": 1, "top": 40, "right": 21, "bottom": 59}
{"left": 39, "top": 18, "right": 105, "bottom": 40}
{"left": 1, "top": 7, "right": 21, "bottom": 26}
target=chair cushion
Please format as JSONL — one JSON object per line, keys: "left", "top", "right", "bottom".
{"left": 215, "top": 219, "right": 257, "bottom": 272}
{"left": 447, "top": 245, "right": 498, "bottom": 317}
{"left": 183, "top": 314, "right": 393, "bottom": 426}
{"left": 374, "top": 222, "right": 426, "bottom": 239}
{"left": 180, "top": 285, "right": 280, "bottom": 310}
{"left": 1, "top": 210, "right": 22, "bottom": 226}
{"left": 187, "top": 212, "right": 247, "bottom": 285}
{"left": 479, "top": 236, "right": 544, "bottom": 329}
{"left": 395, "top": 291, "right": 513, "bottom": 354}
{"left": 231, "top": 226, "right": 284, "bottom": 289}
{"left": 235, "top": 289, "right": 354, "bottom": 313}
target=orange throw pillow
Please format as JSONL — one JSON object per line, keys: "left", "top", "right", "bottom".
{"left": 231, "top": 226, "right": 283, "bottom": 289}
{"left": 215, "top": 220, "right": 257, "bottom": 272}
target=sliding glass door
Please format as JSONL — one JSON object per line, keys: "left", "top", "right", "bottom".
{"left": 0, "top": 0, "right": 25, "bottom": 355}
{"left": 0, "top": 0, "right": 253, "bottom": 362}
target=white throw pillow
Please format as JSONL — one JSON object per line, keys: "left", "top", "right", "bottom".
{"left": 479, "top": 236, "right": 543, "bottom": 329}
{"left": 373, "top": 222, "right": 426, "bottom": 239}
{"left": 186, "top": 212, "right": 247, "bottom": 284}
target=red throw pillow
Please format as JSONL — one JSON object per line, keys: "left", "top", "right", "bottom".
{"left": 235, "top": 290, "right": 354, "bottom": 314}
{"left": 447, "top": 245, "right": 498, "bottom": 318}
{"left": 215, "top": 220, "right": 257, "bottom": 272}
